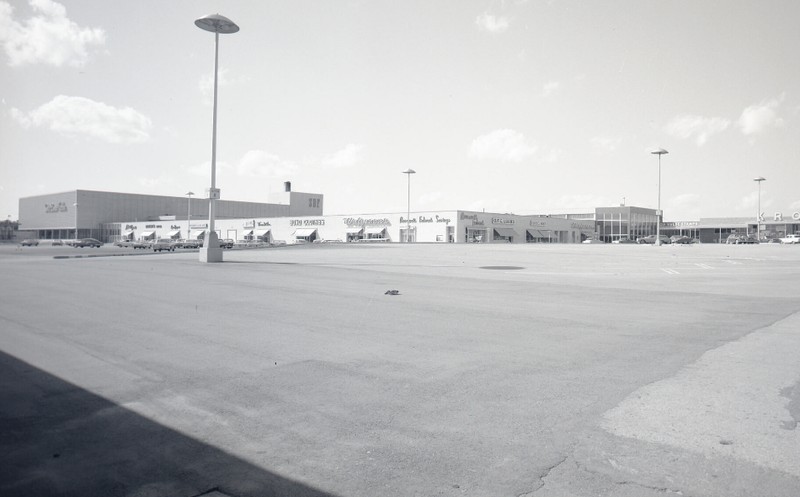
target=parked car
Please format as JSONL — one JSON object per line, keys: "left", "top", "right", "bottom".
{"left": 73, "top": 238, "right": 103, "bottom": 248}
{"left": 582, "top": 238, "right": 605, "bottom": 244}
{"left": 152, "top": 239, "right": 176, "bottom": 252}
{"left": 726, "top": 234, "right": 758, "bottom": 244}
{"left": 670, "top": 235, "right": 692, "bottom": 244}
{"left": 221, "top": 238, "right": 234, "bottom": 249}
{"left": 20, "top": 239, "right": 39, "bottom": 246}
{"left": 611, "top": 236, "right": 636, "bottom": 244}
{"left": 51, "top": 239, "right": 64, "bottom": 246}
{"left": 176, "top": 239, "right": 200, "bottom": 249}
{"left": 780, "top": 234, "right": 800, "bottom": 244}
{"left": 637, "top": 235, "right": 671, "bottom": 244}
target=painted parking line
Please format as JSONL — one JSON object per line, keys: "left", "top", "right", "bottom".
{"left": 695, "top": 263, "right": 713, "bottom": 269}
{"left": 661, "top": 268, "right": 680, "bottom": 275}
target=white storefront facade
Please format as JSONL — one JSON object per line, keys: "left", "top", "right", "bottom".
{"left": 110, "top": 210, "right": 594, "bottom": 245}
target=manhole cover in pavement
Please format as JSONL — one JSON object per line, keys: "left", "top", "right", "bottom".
{"left": 479, "top": 266, "right": 524, "bottom": 270}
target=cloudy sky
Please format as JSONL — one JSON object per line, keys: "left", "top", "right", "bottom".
{"left": 1, "top": 0, "right": 798, "bottom": 221}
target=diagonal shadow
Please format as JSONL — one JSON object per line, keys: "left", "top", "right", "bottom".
{"left": 0, "top": 350, "right": 338, "bottom": 497}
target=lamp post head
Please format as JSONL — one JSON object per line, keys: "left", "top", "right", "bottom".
{"left": 650, "top": 148, "right": 669, "bottom": 155}
{"left": 402, "top": 168, "right": 416, "bottom": 175}
{"left": 195, "top": 14, "right": 239, "bottom": 34}
{"left": 753, "top": 177, "right": 766, "bottom": 182}
{"left": 186, "top": 191, "right": 194, "bottom": 196}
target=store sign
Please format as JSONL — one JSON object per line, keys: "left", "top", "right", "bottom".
{"left": 492, "top": 218, "right": 515, "bottom": 225}
{"left": 571, "top": 222, "right": 595, "bottom": 230}
{"left": 145, "top": 224, "right": 163, "bottom": 229}
{"left": 343, "top": 217, "right": 391, "bottom": 227}
{"left": 45, "top": 202, "right": 68, "bottom": 213}
{"left": 290, "top": 219, "right": 325, "bottom": 226}
{"left": 530, "top": 220, "right": 548, "bottom": 227}
{"left": 771, "top": 212, "right": 800, "bottom": 221}
{"left": 399, "top": 217, "right": 417, "bottom": 224}
{"left": 170, "top": 225, "right": 181, "bottom": 230}
{"left": 125, "top": 224, "right": 137, "bottom": 230}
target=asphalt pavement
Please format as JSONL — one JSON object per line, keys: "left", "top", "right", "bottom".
{"left": 1, "top": 242, "right": 799, "bottom": 497}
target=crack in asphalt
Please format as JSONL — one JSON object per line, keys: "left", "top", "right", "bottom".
{"left": 520, "top": 455, "right": 571, "bottom": 496}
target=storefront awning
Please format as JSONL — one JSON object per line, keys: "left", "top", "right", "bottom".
{"left": 190, "top": 230, "right": 205, "bottom": 239}
{"left": 294, "top": 228, "right": 317, "bottom": 237}
{"left": 241, "top": 229, "right": 253, "bottom": 236}
{"left": 140, "top": 231, "right": 155, "bottom": 238}
{"left": 494, "top": 228, "right": 516, "bottom": 237}
{"left": 365, "top": 227, "right": 386, "bottom": 235}
{"left": 255, "top": 229, "right": 271, "bottom": 236}
{"left": 168, "top": 230, "right": 181, "bottom": 237}
{"left": 527, "top": 229, "right": 550, "bottom": 238}
{"left": 123, "top": 230, "right": 135, "bottom": 236}
{"left": 346, "top": 227, "right": 364, "bottom": 234}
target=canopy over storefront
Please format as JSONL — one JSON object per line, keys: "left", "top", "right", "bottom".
{"left": 294, "top": 228, "right": 318, "bottom": 239}
{"left": 493, "top": 227, "right": 517, "bottom": 238}
{"left": 167, "top": 230, "right": 181, "bottom": 239}
{"left": 140, "top": 231, "right": 155, "bottom": 239}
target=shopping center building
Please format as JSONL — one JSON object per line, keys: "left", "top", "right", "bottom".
{"left": 17, "top": 188, "right": 800, "bottom": 244}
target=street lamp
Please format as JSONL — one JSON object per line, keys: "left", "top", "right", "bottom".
{"left": 754, "top": 177, "right": 766, "bottom": 240}
{"left": 195, "top": 13, "right": 239, "bottom": 263}
{"left": 185, "top": 191, "right": 194, "bottom": 241}
{"left": 402, "top": 168, "right": 416, "bottom": 242}
{"left": 650, "top": 148, "right": 668, "bottom": 246}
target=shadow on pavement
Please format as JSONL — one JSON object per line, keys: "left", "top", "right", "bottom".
{"left": 0, "top": 350, "right": 338, "bottom": 497}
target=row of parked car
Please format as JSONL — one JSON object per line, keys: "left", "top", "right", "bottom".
{"left": 114, "top": 238, "right": 239, "bottom": 252}
{"left": 20, "top": 238, "right": 104, "bottom": 247}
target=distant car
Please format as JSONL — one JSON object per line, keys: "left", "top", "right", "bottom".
{"left": 221, "top": 238, "right": 234, "bottom": 249}
{"left": 670, "top": 235, "right": 692, "bottom": 244}
{"left": 73, "top": 238, "right": 102, "bottom": 248}
{"left": 51, "top": 239, "right": 64, "bottom": 246}
{"left": 152, "top": 239, "right": 176, "bottom": 252}
{"left": 611, "top": 237, "right": 635, "bottom": 244}
{"left": 726, "top": 234, "right": 757, "bottom": 244}
{"left": 20, "top": 239, "right": 39, "bottom": 246}
{"left": 637, "top": 235, "right": 671, "bottom": 244}
{"left": 582, "top": 238, "right": 605, "bottom": 244}
{"left": 176, "top": 239, "right": 200, "bottom": 249}
{"left": 780, "top": 234, "right": 800, "bottom": 244}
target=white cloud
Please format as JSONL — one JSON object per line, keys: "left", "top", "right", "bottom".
{"left": 469, "top": 129, "right": 537, "bottom": 162}
{"left": 541, "top": 81, "right": 560, "bottom": 97}
{"left": 738, "top": 190, "right": 772, "bottom": 212}
{"left": 738, "top": 95, "right": 785, "bottom": 136}
{"left": 11, "top": 95, "right": 151, "bottom": 143}
{"left": 0, "top": 0, "right": 105, "bottom": 67}
{"left": 790, "top": 199, "right": 800, "bottom": 211}
{"left": 322, "top": 144, "right": 365, "bottom": 169}
{"left": 476, "top": 13, "right": 509, "bottom": 33}
{"left": 198, "top": 68, "right": 249, "bottom": 104}
{"left": 552, "top": 194, "right": 612, "bottom": 211}
{"left": 590, "top": 136, "right": 623, "bottom": 153}
{"left": 664, "top": 115, "right": 730, "bottom": 146}
{"left": 543, "top": 149, "right": 562, "bottom": 163}
{"left": 236, "top": 150, "right": 298, "bottom": 179}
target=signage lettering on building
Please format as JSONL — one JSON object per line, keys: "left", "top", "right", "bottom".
{"left": 290, "top": 219, "right": 325, "bottom": 226}
{"left": 258, "top": 221, "right": 271, "bottom": 227}
{"left": 773, "top": 212, "right": 800, "bottom": 221}
{"left": 530, "top": 220, "right": 548, "bottom": 227}
{"left": 190, "top": 224, "right": 208, "bottom": 229}
{"left": 460, "top": 213, "right": 478, "bottom": 221}
{"left": 145, "top": 224, "right": 162, "bottom": 229}
{"left": 571, "top": 222, "right": 595, "bottom": 230}
{"left": 45, "top": 202, "right": 68, "bottom": 213}
{"left": 170, "top": 224, "right": 181, "bottom": 230}
{"left": 343, "top": 217, "right": 391, "bottom": 227}
{"left": 125, "top": 224, "right": 137, "bottom": 230}
{"left": 492, "top": 218, "right": 515, "bottom": 225}
{"left": 400, "top": 217, "right": 417, "bottom": 224}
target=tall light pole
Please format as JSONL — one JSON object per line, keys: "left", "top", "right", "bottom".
{"left": 185, "top": 191, "right": 194, "bottom": 241}
{"left": 650, "top": 148, "right": 668, "bottom": 246}
{"left": 754, "top": 177, "right": 766, "bottom": 240}
{"left": 402, "top": 169, "right": 416, "bottom": 242}
{"left": 195, "top": 13, "right": 239, "bottom": 263}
